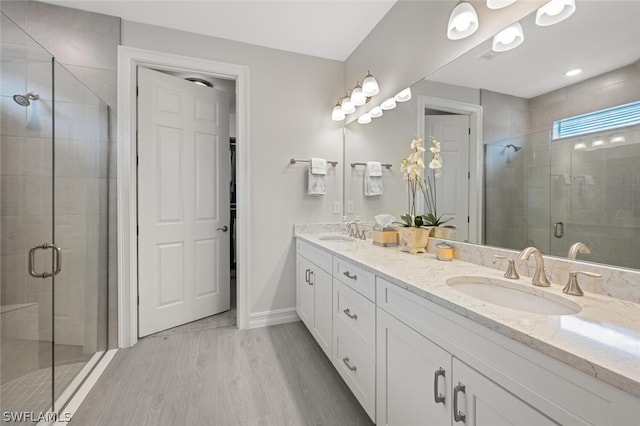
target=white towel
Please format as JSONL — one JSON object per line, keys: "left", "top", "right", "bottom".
{"left": 308, "top": 158, "right": 327, "bottom": 195}
{"left": 365, "top": 161, "right": 383, "bottom": 196}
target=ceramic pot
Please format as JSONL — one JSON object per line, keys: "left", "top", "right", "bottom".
{"left": 397, "top": 227, "right": 432, "bottom": 254}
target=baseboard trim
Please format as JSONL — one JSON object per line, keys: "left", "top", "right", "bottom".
{"left": 248, "top": 307, "right": 300, "bottom": 329}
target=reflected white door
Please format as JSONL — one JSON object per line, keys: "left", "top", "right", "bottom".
{"left": 426, "top": 114, "right": 470, "bottom": 242}
{"left": 137, "top": 67, "right": 230, "bottom": 337}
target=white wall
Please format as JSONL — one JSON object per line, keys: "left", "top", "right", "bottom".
{"left": 121, "top": 21, "right": 344, "bottom": 317}
{"left": 344, "top": 0, "right": 545, "bottom": 123}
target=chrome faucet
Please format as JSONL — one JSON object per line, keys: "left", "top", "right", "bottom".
{"left": 517, "top": 247, "right": 551, "bottom": 287}
{"left": 567, "top": 242, "right": 591, "bottom": 260}
{"left": 346, "top": 221, "right": 366, "bottom": 240}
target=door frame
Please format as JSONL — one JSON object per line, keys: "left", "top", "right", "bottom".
{"left": 417, "top": 96, "right": 483, "bottom": 244}
{"left": 117, "top": 46, "right": 250, "bottom": 347}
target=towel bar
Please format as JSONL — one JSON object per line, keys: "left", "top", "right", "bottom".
{"left": 290, "top": 158, "right": 338, "bottom": 167}
{"left": 351, "top": 162, "right": 392, "bottom": 169}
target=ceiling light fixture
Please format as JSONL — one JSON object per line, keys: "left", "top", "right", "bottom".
{"left": 370, "top": 106, "right": 383, "bottom": 118}
{"left": 362, "top": 71, "right": 380, "bottom": 97}
{"left": 492, "top": 22, "right": 524, "bottom": 52}
{"left": 535, "top": 0, "right": 576, "bottom": 27}
{"left": 447, "top": 1, "right": 479, "bottom": 40}
{"left": 487, "top": 0, "right": 517, "bottom": 9}
{"left": 565, "top": 68, "right": 582, "bottom": 77}
{"left": 394, "top": 88, "right": 412, "bottom": 102}
{"left": 381, "top": 98, "right": 397, "bottom": 110}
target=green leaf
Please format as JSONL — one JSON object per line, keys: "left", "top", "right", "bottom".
{"left": 400, "top": 214, "right": 413, "bottom": 227}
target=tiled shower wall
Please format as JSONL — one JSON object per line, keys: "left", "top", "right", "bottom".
{"left": 0, "top": 0, "right": 120, "bottom": 348}
{"left": 483, "top": 61, "right": 640, "bottom": 269}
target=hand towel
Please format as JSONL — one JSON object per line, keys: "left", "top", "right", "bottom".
{"left": 365, "top": 161, "right": 383, "bottom": 196}
{"left": 308, "top": 158, "right": 327, "bottom": 195}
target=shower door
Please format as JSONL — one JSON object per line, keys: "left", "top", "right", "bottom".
{"left": 1, "top": 12, "right": 109, "bottom": 419}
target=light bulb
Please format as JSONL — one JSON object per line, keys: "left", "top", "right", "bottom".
{"left": 362, "top": 71, "right": 379, "bottom": 97}
{"left": 351, "top": 83, "right": 366, "bottom": 106}
{"left": 340, "top": 96, "right": 355, "bottom": 114}
{"left": 332, "top": 104, "right": 345, "bottom": 121}
{"left": 535, "top": 0, "right": 576, "bottom": 27}
{"left": 447, "top": 1, "right": 479, "bottom": 40}
{"left": 357, "top": 113, "right": 372, "bottom": 124}
{"left": 394, "top": 88, "right": 412, "bottom": 102}
{"left": 381, "top": 98, "right": 396, "bottom": 110}
{"left": 369, "top": 106, "right": 383, "bottom": 118}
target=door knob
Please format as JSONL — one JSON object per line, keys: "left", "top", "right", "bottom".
{"left": 217, "top": 226, "right": 229, "bottom": 232}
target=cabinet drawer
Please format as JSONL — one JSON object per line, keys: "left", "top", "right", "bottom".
{"left": 297, "top": 239, "right": 332, "bottom": 273}
{"left": 334, "top": 280, "right": 375, "bottom": 354}
{"left": 333, "top": 257, "right": 375, "bottom": 302}
{"left": 333, "top": 325, "right": 375, "bottom": 421}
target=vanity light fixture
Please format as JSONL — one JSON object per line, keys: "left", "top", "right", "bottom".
{"left": 357, "top": 113, "right": 372, "bottom": 124}
{"left": 573, "top": 142, "right": 587, "bottom": 150}
{"left": 535, "top": 0, "right": 576, "bottom": 27}
{"left": 340, "top": 93, "right": 356, "bottom": 114}
{"left": 565, "top": 68, "right": 582, "bottom": 77}
{"left": 351, "top": 82, "right": 366, "bottom": 106}
{"left": 492, "top": 22, "right": 524, "bottom": 52}
{"left": 487, "top": 0, "right": 517, "bottom": 9}
{"left": 381, "top": 98, "right": 397, "bottom": 111}
{"left": 332, "top": 103, "right": 346, "bottom": 121}
{"left": 362, "top": 71, "right": 380, "bottom": 97}
{"left": 369, "top": 106, "right": 383, "bottom": 118}
{"left": 591, "top": 139, "right": 605, "bottom": 147}
{"left": 610, "top": 135, "right": 626, "bottom": 143}
{"left": 394, "top": 88, "right": 412, "bottom": 102}
{"left": 447, "top": 1, "right": 479, "bottom": 40}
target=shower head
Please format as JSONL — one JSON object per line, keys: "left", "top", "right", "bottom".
{"left": 12, "top": 92, "right": 40, "bottom": 107}
{"left": 506, "top": 143, "right": 522, "bottom": 152}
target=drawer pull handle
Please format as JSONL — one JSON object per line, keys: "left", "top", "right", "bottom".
{"left": 342, "top": 357, "right": 357, "bottom": 372}
{"left": 308, "top": 270, "right": 314, "bottom": 286}
{"left": 453, "top": 382, "right": 466, "bottom": 423}
{"left": 433, "top": 367, "right": 446, "bottom": 404}
{"left": 343, "top": 308, "right": 358, "bottom": 320}
{"left": 343, "top": 271, "right": 357, "bottom": 280}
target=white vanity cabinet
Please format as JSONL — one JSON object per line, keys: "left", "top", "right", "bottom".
{"left": 332, "top": 258, "right": 376, "bottom": 421}
{"left": 295, "top": 240, "right": 333, "bottom": 357}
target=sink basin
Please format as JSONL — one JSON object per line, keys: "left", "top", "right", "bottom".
{"left": 318, "top": 235, "right": 354, "bottom": 242}
{"left": 446, "top": 276, "right": 581, "bottom": 316}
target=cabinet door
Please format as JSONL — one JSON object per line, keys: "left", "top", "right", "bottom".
{"left": 296, "top": 255, "right": 314, "bottom": 330}
{"left": 377, "top": 308, "right": 452, "bottom": 426}
{"left": 312, "top": 267, "right": 332, "bottom": 357}
{"left": 452, "top": 358, "right": 558, "bottom": 426}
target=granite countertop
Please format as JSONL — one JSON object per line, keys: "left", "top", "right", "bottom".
{"left": 295, "top": 231, "right": 640, "bottom": 399}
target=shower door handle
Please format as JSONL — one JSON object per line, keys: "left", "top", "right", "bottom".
{"left": 28, "top": 243, "right": 62, "bottom": 278}
{"left": 553, "top": 222, "right": 564, "bottom": 238}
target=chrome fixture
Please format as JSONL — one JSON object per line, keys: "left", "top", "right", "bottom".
{"left": 346, "top": 221, "right": 366, "bottom": 240}
{"left": 567, "top": 242, "right": 591, "bottom": 260}
{"left": 506, "top": 143, "right": 522, "bottom": 152}
{"left": 494, "top": 255, "right": 519, "bottom": 279}
{"left": 12, "top": 92, "right": 39, "bottom": 106}
{"left": 563, "top": 270, "right": 602, "bottom": 296}
{"left": 536, "top": 0, "right": 576, "bottom": 27}
{"left": 447, "top": 1, "right": 479, "bottom": 40}
{"left": 29, "top": 243, "right": 62, "bottom": 278}
{"left": 517, "top": 247, "right": 551, "bottom": 287}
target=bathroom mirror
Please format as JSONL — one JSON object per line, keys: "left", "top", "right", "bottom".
{"left": 344, "top": 1, "right": 640, "bottom": 270}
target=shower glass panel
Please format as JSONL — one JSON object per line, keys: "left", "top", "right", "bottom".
{"left": 1, "top": 12, "right": 109, "bottom": 419}
{"left": 1, "top": 12, "right": 55, "bottom": 417}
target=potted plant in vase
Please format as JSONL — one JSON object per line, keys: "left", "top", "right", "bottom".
{"left": 397, "top": 136, "right": 434, "bottom": 254}
{"left": 421, "top": 136, "right": 455, "bottom": 239}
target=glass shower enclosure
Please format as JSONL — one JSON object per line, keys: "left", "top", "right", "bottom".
{"left": 1, "top": 12, "right": 109, "bottom": 419}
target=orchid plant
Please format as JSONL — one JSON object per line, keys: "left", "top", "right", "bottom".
{"left": 399, "top": 135, "right": 453, "bottom": 228}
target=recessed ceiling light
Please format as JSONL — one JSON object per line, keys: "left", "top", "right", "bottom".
{"left": 565, "top": 68, "right": 582, "bottom": 77}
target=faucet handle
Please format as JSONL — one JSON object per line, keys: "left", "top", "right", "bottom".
{"left": 494, "top": 255, "right": 520, "bottom": 279}
{"left": 563, "top": 271, "right": 603, "bottom": 296}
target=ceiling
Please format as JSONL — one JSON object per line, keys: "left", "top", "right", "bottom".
{"left": 428, "top": 1, "right": 640, "bottom": 99}
{"left": 43, "top": 0, "right": 397, "bottom": 61}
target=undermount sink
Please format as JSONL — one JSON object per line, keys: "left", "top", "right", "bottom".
{"left": 446, "top": 276, "right": 581, "bottom": 316}
{"left": 318, "top": 235, "right": 354, "bottom": 242}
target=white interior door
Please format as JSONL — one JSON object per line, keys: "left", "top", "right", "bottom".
{"left": 426, "top": 114, "right": 470, "bottom": 242}
{"left": 137, "top": 67, "right": 230, "bottom": 337}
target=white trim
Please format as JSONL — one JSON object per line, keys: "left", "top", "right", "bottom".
{"left": 117, "top": 46, "right": 250, "bottom": 348}
{"left": 52, "top": 349, "right": 118, "bottom": 426}
{"left": 247, "top": 308, "right": 300, "bottom": 329}
{"left": 417, "top": 96, "right": 483, "bottom": 245}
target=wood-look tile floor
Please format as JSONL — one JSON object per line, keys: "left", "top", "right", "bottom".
{"left": 71, "top": 321, "right": 373, "bottom": 426}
